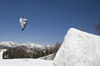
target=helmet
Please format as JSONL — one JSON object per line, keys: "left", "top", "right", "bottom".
{"left": 22, "top": 16, "right": 24, "bottom": 18}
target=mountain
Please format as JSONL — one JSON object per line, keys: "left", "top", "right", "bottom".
{"left": 54, "top": 28, "right": 100, "bottom": 66}
{"left": 0, "top": 41, "right": 53, "bottom": 49}
{"left": 0, "top": 42, "right": 20, "bottom": 47}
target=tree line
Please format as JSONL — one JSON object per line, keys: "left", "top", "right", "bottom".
{"left": 3, "top": 43, "right": 61, "bottom": 59}
{"left": 81, "top": 21, "right": 100, "bottom": 35}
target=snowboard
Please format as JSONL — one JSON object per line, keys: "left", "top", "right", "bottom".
{"left": 22, "top": 20, "right": 28, "bottom": 31}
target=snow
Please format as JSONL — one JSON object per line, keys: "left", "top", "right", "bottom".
{"left": 0, "top": 41, "right": 53, "bottom": 49}
{"left": 1, "top": 50, "right": 53, "bottom": 66}
{"left": 38, "top": 54, "right": 54, "bottom": 60}
{"left": 54, "top": 28, "right": 100, "bottom": 66}
{"left": 0, "top": 59, "right": 53, "bottom": 66}
{"left": 0, "top": 49, "right": 53, "bottom": 66}
{"left": 0, "top": 41, "right": 21, "bottom": 47}
{"left": 0, "top": 49, "right": 7, "bottom": 59}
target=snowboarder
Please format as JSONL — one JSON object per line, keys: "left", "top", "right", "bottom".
{"left": 19, "top": 16, "right": 28, "bottom": 28}
{"left": 19, "top": 16, "right": 28, "bottom": 31}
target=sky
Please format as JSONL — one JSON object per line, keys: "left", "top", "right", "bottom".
{"left": 0, "top": 0, "right": 100, "bottom": 45}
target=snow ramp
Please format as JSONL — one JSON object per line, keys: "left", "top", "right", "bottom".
{"left": 54, "top": 28, "right": 100, "bottom": 66}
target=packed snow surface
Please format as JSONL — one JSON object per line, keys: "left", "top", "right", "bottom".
{"left": 0, "top": 59, "right": 53, "bottom": 66}
{"left": 54, "top": 28, "right": 100, "bottom": 66}
{"left": 0, "top": 49, "right": 53, "bottom": 66}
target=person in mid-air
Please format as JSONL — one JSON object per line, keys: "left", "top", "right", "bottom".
{"left": 19, "top": 16, "right": 28, "bottom": 28}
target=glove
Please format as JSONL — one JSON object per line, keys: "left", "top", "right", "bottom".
{"left": 26, "top": 20, "right": 28, "bottom": 22}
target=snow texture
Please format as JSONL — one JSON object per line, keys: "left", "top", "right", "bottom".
{"left": 0, "top": 49, "right": 53, "bottom": 66}
{"left": 0, "top": 59, "right": 53, "bottom": 66}
{"left": 0, "top": 49, "right": 7, "bottom": 59}
{"left": 54, "top": 28, "right": 100, "bottom": 66}
{"left": 38, "top": 54, "right": 54, "bottom": 60}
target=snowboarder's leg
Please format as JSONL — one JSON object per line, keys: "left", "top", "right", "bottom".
{"left": 21, "top": 22, "right": 27, "bottom": 28}
{"left": 23, "top": 22, "right": 26, "bottom": 24}
{"left": 21, "top": 22, "right": 24, "bottom": 28}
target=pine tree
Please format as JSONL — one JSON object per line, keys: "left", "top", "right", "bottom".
{"left": 49, "top": 45, "right": 53, "bottom": 54}
{"left": 95, "top": 21, "right": 100, "bottom": 34}
{"left": 45, "top": 47, "right": 49, "bottom": 55}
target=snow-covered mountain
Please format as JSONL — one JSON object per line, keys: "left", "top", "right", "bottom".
{"left": 0, "top": 41, "right": 52, "bottom": 49}
{"left": 0, "top": 41, "right": 21, "bottom": 47}
{"left": 54, "top": 28, "right": 100, "bottom": 66}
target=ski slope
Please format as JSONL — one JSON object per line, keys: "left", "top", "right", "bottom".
{"left": 0, "top": 50, "right": 53, "bottom": 66}
{"left": 54, "top": 28, "right": 100, "bottom": 66}
{"left": 0, "top": 59, "right": 53, "bottom": 66}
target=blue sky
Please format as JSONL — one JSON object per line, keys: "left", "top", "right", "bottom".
{"left": 0, "top": 0, "right": 100, "bottom": 45}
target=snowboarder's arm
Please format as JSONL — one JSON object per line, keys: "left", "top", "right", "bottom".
{"left": 23, "top": 18, "right": 27, "bottom": 21}
{"left": 19, "top": 18, "right": 23, "bottom": 23}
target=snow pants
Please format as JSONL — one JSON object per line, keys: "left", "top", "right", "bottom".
{"left": 21, "top": 22, "right": 26, "bottom": 28}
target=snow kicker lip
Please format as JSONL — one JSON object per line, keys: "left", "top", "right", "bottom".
{"left": 54, "top": 28, "right": 100, "bottom": 66}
